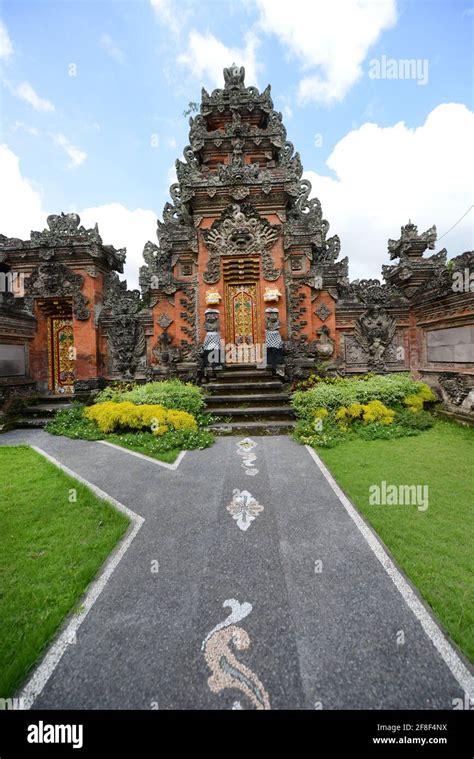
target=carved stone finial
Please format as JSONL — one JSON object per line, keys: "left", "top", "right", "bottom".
{"left": 388, "top": 221, "right": 437, "bottom": 260}
{"left": 223, "top": 63, "right": 245, "bottom": 88}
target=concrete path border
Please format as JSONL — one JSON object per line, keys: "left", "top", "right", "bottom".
{"left": 99, "top": 440, "right": 187, "bottom": 470}
{"left": 17, "top": 446, "right": 144, "bottom": 710}
{"left": 305, "top": 444, "right": 474, "bottom": 701}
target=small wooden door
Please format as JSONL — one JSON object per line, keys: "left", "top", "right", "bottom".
{"left": 48, "top": 316, "right": 75, "bottom": 394}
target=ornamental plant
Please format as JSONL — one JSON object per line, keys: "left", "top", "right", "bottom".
{"left": 292, "top": 373, "right": 417, "bottom": 419}
{"left": 291, "top": 373, "right": 437, "bottom": 420}
{"left": 403, "top": 384, "right": 437, "bottom": 412}
{"left": 94, "top": 379, "right": 206, "bottom": 418}
{"left": 335, "top": 400, "right": 395, "bottom": 428}
{"left": 84, "top": 401, "right": 197, "bottom": 436}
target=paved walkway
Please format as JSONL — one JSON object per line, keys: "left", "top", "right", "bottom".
{"left": 1, "top": 430, "right": 471, "bottom": 710}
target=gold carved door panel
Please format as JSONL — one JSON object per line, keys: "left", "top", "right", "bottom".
{"left": 47, "top": 316, "right": 75, "bottom": 394}
{"left": 225, "top": 283, "right": 260, "bottom": 363}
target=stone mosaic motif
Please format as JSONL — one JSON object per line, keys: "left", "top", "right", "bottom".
{"left": 227, "top": 489, "right": 263, "bottom": 531}
{"left": 236, "top": 437, "right": 258, "bottom": 476}
{"left": 202, "top": 599, "right": 271, "bottom": 710}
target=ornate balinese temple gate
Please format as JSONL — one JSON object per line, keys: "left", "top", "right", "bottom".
{"left": 139, "top": 64, "right": 344, "bottom": 378}
{"left": 0, "top": 65, "right": 472, "bottom": 426}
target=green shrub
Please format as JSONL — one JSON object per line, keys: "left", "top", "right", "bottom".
{"left": 95, "top": 379, "right": 206, "bottom": 418}
{"left": 356, "top": 422, "right": 420, "bottom": 441}
{"left": 293, "top": 418, "right": 349, "bottom": 449}
{"left": 397, "top": 408, "right": 435, "bottom": 431}
{"left": 292, "top": 373, "right": 425, "bottom": 420}
{"left": 291, "top": 371, "right": 376, "bottom": 392}
{"left": 45, "top": 404, "right": 103, "bottom": 440}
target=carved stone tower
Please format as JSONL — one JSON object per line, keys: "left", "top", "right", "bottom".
{"left": 140, "top": 64, "right": 346, "bottom": 379}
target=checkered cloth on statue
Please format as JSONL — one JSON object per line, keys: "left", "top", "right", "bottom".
{"left": 265, "top": 330, "right": 283, "bottom": 348}
{"left": 203, "top": 331, "right": 220, "bottom": 351}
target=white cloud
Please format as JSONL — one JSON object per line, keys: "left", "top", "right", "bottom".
{"left": 49, "top": 133, "right": 87, "bottom": 169}
{"left": 150, "top": 0, "right": 189, "bottom": 36}
{"left": 12, "top": 121, "right": 39, "bottom": 136}
{"left": 255, "top": 0, "right": 397, "bottom": 104}
{"left": 5, "top": 80, "right": 55, "bottom": 112}
{"left": 178, "top": 30, "right": 260, "bottom": 89}
{"left": 168, "top": 136, "right": 177, "bottom": 148}
{"left": 166, "top": 163, "right": 178, "bottom": 193}
{"left": 100, "top": 33, "right": 125, "bottom": 64}
{"left": 0, "top": 19, "right": 13, "bottom": 59}
{"left": 304, "top": 103, "right": 474, "bottom": 280}
{"left": 0, "top": 146, "right": 157, "bottom": 291}
{"left": 80, "top": 204, "right": 158, "bottom": 289}
{"left": 0, "top": 145, "right": 46, "bottom": 236}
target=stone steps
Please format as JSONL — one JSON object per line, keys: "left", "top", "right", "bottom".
{"left": 208, "top": 406, "right": 294, "bottom": 418}
{"left": 204, "top": 364, "right": 294, "bottom": 433}
{"left": 16, "top": 416, "right": 53, "bottom": 429}
{"left": 14, "top": 395, "right": 73, "bottom": 429}
{"left": 206, "top": 393, "right": 290, "bottom": 407}
{"left": 22, "top": 403, "right": 74, "bottom": 416}
{"left": 209, "top": 420, "right": 296, "bottom": 436}
{"left": 203, "top": 381, "right": 283, "bottom": 393}
{"left": 209, "top": 371, "right": 278, "bottom": 385}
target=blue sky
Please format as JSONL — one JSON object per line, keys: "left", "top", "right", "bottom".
{"left": 1, "top": 0, "right": 473, "bottom": 288}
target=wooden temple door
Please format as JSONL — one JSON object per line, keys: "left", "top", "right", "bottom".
{"left": 223, "top": 257, "right": 261, "bottom": 364}
{"left": 43, "top": 302, "right": 75, "bottom": 394}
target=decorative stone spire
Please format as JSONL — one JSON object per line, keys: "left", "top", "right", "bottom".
{"left": 388, "top": 221, "right": 437, "bottom": 261}
{"left": 223, "top": 63, "right": 245, "bottom": 88}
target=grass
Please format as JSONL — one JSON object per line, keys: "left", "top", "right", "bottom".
{"left": 107, "top": 434, "right": 179, "bottom": 464}
{"left": 315, "top": 419, "right": 474, "bottom": 662}
{"left": 0, "top": 446, "right": 129, "bottom": 697}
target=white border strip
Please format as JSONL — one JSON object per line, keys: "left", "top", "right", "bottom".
{"left": 305, "top": 444, "right": 474, "bottom": 700}
{"left": 17, "top": 446, "right": 144, "bottom": 710}
{"left": 99, "top": 440, "right": 186, "bottom": 470}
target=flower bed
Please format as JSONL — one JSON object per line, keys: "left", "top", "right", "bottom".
{"left": 46, "top": 390, "right": 214, "bottom": 460}
{"left": 94, "top": 379, "right": 206, "bottom": 419}
{"left": 292, "top": 373, "right": 437, "bottom": 448}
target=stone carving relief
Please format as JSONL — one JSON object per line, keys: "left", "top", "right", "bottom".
{"left": 438, "top": 373, "right": 471, "bottom": 406}
{"left": 30, "top": 212, "right": 102, "bottom": 247}
{"left": 315, "top": 325, "right": 334, "bottom": 358}
{"left": 203, "top": 204, "right": 280, "bottom": 284}
{"left": 24, "top": 262, "right": 90, "bottom": 320}
{"left": 353, "top": 306, "right": 397, "bottom": 372}
{"left": 100, "top": 273, "right": 146, "bottom": 378}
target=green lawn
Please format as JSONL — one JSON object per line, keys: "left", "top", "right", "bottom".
{"left": 107, "top": 434, "right": 179, "bottom": 464}
{"left": 316, "top": 420, "right": 474, "bottom": 662}
{"left": 0, "top": 445, "right": 129, "bottom": 697}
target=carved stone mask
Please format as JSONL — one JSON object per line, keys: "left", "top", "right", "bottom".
{"left": 205, "top": 310, "right": 219, "bottom": 332}
{"left": 266, "top": 311, "right": 280, "bottom": 330}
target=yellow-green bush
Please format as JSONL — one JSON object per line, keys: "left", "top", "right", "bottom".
{"left": 84, "top": 401, "right": 197, "bottom": 436}
{"left": 313, "top": 407, "right": 329, "bottom": 420}
{"left": 336, "top": 400, "right": 395, "bottom": 427}
{"left": 403, "top": 383, "right": 437, "bottom": 413}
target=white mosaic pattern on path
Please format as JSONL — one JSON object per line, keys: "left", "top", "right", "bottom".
{"left": 227, "top": 489, "right": 264, "bottom": 531}
{"left": 237, "top": 437, "right": 258, "bottom": 476}
{"left": 202, "top": 599, "right": 271, "bottom": 711}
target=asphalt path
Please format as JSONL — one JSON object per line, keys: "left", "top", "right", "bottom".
{"left": 1, "top": 429, "right": 469, "bottom": 710}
